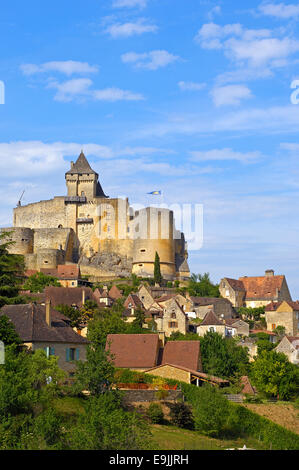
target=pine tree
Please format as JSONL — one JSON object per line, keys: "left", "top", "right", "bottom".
{"left": 154, "top": 251, "right": 162, "bottom": 286}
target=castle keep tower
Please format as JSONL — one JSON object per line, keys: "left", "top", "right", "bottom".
{"left": 65, "top": 151, "right": 108, "bottom": 200}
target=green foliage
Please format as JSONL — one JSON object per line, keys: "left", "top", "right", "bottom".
{"left": 188, "top": 273, "right": 220, "bottom": 297}
{"left": 168, "top": 331, "right": 201, "bottom": 341}
{"left": 23, "top": 272, "right": 60, "bottom": 293}
{"left": 167, "top": 402, "right": 194, "bottom": 429}
{"left": 88, "top": 311, "right": 127, "bottom": 349}
{"left": 66, "top": 393, "right": 152, "bottom": 450}
{"left": 250, "top": 350, "right": 299, "bottom": 400}
{"left": 237, "top": 306, "right": 265, "bottom": 321}
{"left": 0, "top": 315, "right": 22, "bottom": 346}
{"left": 154, "top": 252, "right": 162, "bottom": 285}
{"left": 147, "top": 403, "right": 164, "bottom": 424}
{"left": 274, "top": 325, "right": 286, "bottom": 337}
{"left": 55, "top": 304, "right": 83, "bottom": 328}
{"left": 73, "top": 345, "right": 115, "bottom": 396}
{"left": 187, "top": 384, "right": 229, "bottom": 437}
{"left": 199, "top": 331, "right": 250, "bottom": 379}
{"left": 0, "top": 231, "right": 25, "bottom": 306}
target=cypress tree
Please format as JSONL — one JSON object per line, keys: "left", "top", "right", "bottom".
{"left": 154, "top": 251, "right": 162, "bottom": 285}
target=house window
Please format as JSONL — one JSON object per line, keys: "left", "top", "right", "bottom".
{"left": 66, "top": 348, "right": 79, "bottom": 361}
{"left": 171, "top": 313, "right": 176, "bottom": 319}
{"left": 209, "top": 327, "right": 216, "bottom": 333}
{"left": 44, "top": 346, "right": 55, "bottom": 357}
{"left": 225, "top": 290, "right": 229, "bottom": 297}
{"left": 169, "top": 322, "right": 178, "bottom": 328}
{"left": 272, "top": 324, "right": 276, "bottom": 330}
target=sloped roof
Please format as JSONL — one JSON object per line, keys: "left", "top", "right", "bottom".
{"left": 240, "top": 376, "right": 256, "bottom": 395}
{"left": 45, "top": 286, "right": 97, "bottom": 308}
{"left": 124, "top": 294, "right": 144, "bottom": 309}
{"left": 145, "top": 363, "right": 229, "bottom": 386}
{"left": 66, "top": 152, "right": 97, "bottom": 175}
{"left": 239, "top": 275, "right": 285, "bottom": 300}
{"left": 225, "top": 278, "right": 246, "bottom": 291}
{"left": 191, "top": 296, "right": 232, "bottom": 307}
{"left": 106, "top": 334, "right": 160, "bottom": 368}
{"left": 108, "top": 285, "right": 123, "bottom": 300}
{"left": 201, "top": 310, "right": 224, "bottom": 326}
{"left": 265, "top": 301, "right": 299, "bottom": 312}
{"left": 162, "top": 341, "right": 201, "bottom": 371}
{"left": 57, "top": 265, "right": 80, "bottom": 280}
{"left": 0, "top": 304, "right": 88, "bottom": 344}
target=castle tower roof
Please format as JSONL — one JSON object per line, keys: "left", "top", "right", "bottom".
{"left": 66, "top": 151, "right": 98, "bottom": 175}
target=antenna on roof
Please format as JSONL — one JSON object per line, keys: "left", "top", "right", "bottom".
{"left": 17, "top": 190, "right": 25, "bottom": 207}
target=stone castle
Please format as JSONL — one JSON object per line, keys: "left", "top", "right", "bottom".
{"left": 2, "top": 152, "right": 190, "bottom": 281}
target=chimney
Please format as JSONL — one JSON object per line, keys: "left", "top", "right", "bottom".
{"left": 265, "top": 269, "right": 274, "bottom": 277}
{"left": 82, "top": 289, "right": 86, "bottom": 306}
{"left": 46, "top": 300, "right": 51, "bottom": 327}
{"left": 71, "top": 161, "right": 74, "bottom": 168}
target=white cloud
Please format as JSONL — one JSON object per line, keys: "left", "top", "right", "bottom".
{"left": 190, "top": 148, "right": 261, "bottom": 163}
{"left": 112, "top": 0, "right": 147, "bottom": 8}
{"left": 45, "top": 79, "right": 144, "bottom": 102}
{"left": 195, "top": 22, "right": 299, "bottom": 69}
{"left": 208, "top": 6, "right": 222, "bottom": 20}
{"left": 211, "top": 84, "right": 252, "bottom": 106}
{"left": 178, "top": 81, "right": 206, "bottom": 91}
{"left": 104, "top": 18, "right": 157, "bottom": 38}
{"left": 20, "top": 61, "right": 98, "bottom": 76}
{"left": 93, "top": 87, "right": 144, "bottom": 101}
{"left": 48, "top": 78, "right": 93, "bottom": 102}
{"left": 121, "top": 50, "right": 180, "bottom": 70}
{"left": 258, "top": 2, "right": 299, "bottom": 19}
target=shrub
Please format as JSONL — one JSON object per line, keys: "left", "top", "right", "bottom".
{"left": 167, "top": 402, "right": 194, "bottom": 430}
{"left": 146, "top": 403, "right": 164, "bottom": 424}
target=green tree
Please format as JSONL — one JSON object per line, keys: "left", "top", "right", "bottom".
{"left": 191, "top": 384, "right": 229, "bottom": 437}
{"left": 88, "top": 311, "right": 127, "bottom": 350}
{"left": 55, "top": 304, "right": 83, "bottom": 329}
{"left": 67, "top": 393, "right": 152, "bottom": 450}
{"left": 251, "top": 350, "right": 299, "bottom": 400}
{"left": 200, "top": 331, "right": 250, "bottom": 379}
{"left": 188, "top": 273, "right": 220, "bottom": 297}
{"left": 154, "top": 252, "right": 162, "bottom": 285}
{"left": 23, "top": 272, "right": 60, "bottom": 293}
{"left": 0, "top": 231, "right": 25, "bottom": 306}
{"left": 0, "top": 315, "right": 22, "bottom": 346}
{"left": 167, "top": 402, "right": 194, "bottom": 429}
{"left": 146, "top": 403, "right": 164, "bottom": 424}
{"left": 73, "top": 345, "right": 115, "bottom": 396}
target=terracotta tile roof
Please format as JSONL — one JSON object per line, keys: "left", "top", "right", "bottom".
{"left": 225, "top": 278, "right": 246, "bottom": 291}
{"left": 239, "top": 275, "right": 285, "bottom": 300}
{"left": 162, "top": 341, "right": 201, "bottom": 371}
{"left": 250, "top": 329, "right": 277, "bottom": 336}
{"left": 57, "top": 265, "right": 80, "bottom": 280}
{"left": 45, "top": 286, "right": 97, "bottom": 308}
{"left": 201, "top": 310, "right": 224, "bottom": 326}
{"left": 108, "top": 285, "right": 123, "bottom": 300}
{"left": 24, "top": 269, "right": 38, "bottom": 278}
{"left": 0, "top": 304, "right": 88, "bottom": 344}
{"left": 106, "top": 334, "right": 160, "bottom": 368}
{"left": 265, "top": 301, "right": 299, "bottom": 312}
{"left": 40, "top": 268, "right": 59, "bottom": 277}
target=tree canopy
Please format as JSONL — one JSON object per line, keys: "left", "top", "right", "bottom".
{"left": 22, "top": 272, "right": 60, "bottom": 293}
{"left": 187, "top": 273, "right": 220, "bottom": 297}
{"left": 0, "top": 231, "right": 25, "bottom": 307}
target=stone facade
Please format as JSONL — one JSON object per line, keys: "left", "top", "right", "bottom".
{"left": 275, "top": 336, "right": 299, "bottom": 365}
{"left": 2, "top": 152, "right": 190, "bottom": 281}
{"left": 27, "top": 341, "right": 87, "bottom": 374}
{"left": 145, "top": 364, "right": 191, "bottom": 383}
{"left": 155, "top": 298, "right": 188, "bottom": 337}
{"left": 265, "top": 301, "right": 299, "bottom": 336}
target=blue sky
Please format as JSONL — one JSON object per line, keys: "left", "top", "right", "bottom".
{"left": 1, "top": 0, "right": 299, "bottom": 297}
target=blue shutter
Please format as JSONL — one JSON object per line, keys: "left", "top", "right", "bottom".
{"left": 76, "top": 348, "right": 80, "bottom": 360}
{"left": 50, "top": 347, "right": 55, "bottom": 356}
{"left": 66, "top": 348, "right": 70, "bottom": 362}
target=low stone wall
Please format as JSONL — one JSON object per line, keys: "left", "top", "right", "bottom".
{"left": 121, "top": 389, "right": 183, "bottom": 404}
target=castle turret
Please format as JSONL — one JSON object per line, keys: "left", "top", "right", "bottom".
{"left": 132, "top": 207, "right": 176, "bottom": 280}
{"left": 65, "top": 151, "right": 108, "bottom": 200}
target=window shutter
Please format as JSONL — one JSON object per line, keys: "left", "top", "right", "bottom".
{"left": 76, "top": 348, "right": 80, "bottom": 360}
{"left": 66, "top": 348, "right": 70, "bottom": 362}
{"left": 46, "top": 346, "right": 50, "bottom": 358}
{"left": 50, "top": 347, "right": 55, "bottom": 356}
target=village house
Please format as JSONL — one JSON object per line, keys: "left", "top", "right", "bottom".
{"left": 105, "top": 333, "right": 228, "bottom": 387}
{"left": 265, "top": 300, "right": 299, "bottom": 336}
{"left": 275, "top": 336, "right": 299, "bottom": 365}
{"left": 195, "top": 310, "right": 249, "bottom": 338}
{"left": 154, "top": 298, "right": 189, "bottom": 337}
{"left": 0, "top": 302, "right": 88, "bottom": 374}
{"left": 220, "top": 270, "right": 292, "bottom": 308}
{"left": 25, "top": 265, "right": 88, "bottom": 288}
{"left": 187, "top": 295, "right": 234, "bottom": 320}
{"left": 93, "top": 287, "right": 114, "bottom": 307}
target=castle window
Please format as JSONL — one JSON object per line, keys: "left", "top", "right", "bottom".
{"left": 139, "top": 264, "right": 143, "bottom": 267}
{"left": 44, "top": 261, "right": 48, "bottom": 264}
{"left": 81, "top": 191, "right": 85, "bottom": 196}
{"left": 58, "top": 224, "right": 63, "bottom": 229}
{"left": 140, "top": 249, "right": 146, "bottom": 253}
